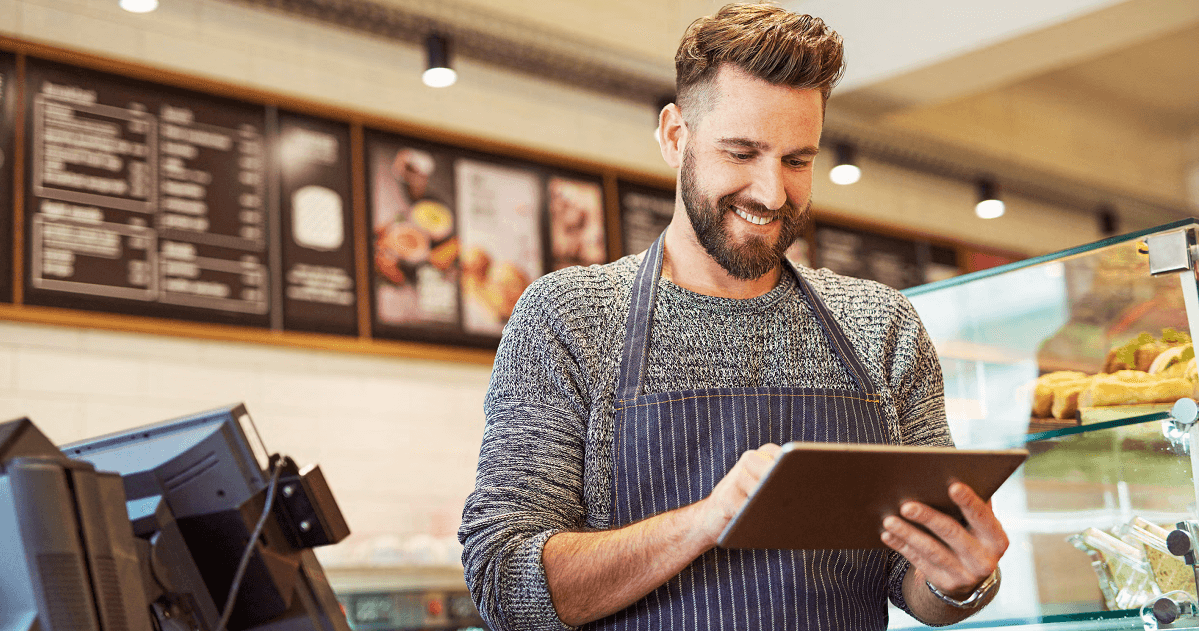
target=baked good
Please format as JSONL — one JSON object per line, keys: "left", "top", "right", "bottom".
{"left": 1050, "top": 377, "right": 1093, "bottom": 420}
{"left": 1033, "top": 371, "right": 1088, "bottom": 418}
{"left": 1105, "top": 330, "right": 1191, "bottom": 373}
{"left": 1078, "top": 370, "right": 1195, "bottom": 408}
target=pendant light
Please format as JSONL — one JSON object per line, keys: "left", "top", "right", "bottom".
{"left": 975, "top": 179, "right": 1004, "bottom": 219}
{"left": 422, "top": 34, "right": 457, "bottom": 88}
{"left": 829, "top": 143, "right": 860, "bottom": 185}
{"left": 119, "top": 0, "right": 158, "bottom": 12}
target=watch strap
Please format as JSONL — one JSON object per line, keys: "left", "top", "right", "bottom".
{"left": 925, "top": 568, "right": 1001, "bottom": 609}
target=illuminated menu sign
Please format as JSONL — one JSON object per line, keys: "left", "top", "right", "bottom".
{"left": 23, "top": 58, "right": 272, "bottom": 326}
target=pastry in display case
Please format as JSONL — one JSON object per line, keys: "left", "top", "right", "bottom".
{"left": 895, "top": 220, "right": 1199, "bottom": 630}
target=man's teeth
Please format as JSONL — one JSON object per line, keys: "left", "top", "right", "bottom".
{"left": 734, "top": 208, "right": 775, "bottom": 225}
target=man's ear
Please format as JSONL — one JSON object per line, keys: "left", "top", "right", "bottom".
{"left": 658, "top": 103, "right": 688, "bottom": 169}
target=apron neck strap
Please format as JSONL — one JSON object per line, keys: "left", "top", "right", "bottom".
{"left": 784, "top": 258, "right": 880, "bottom": 397}
{"left": 615, "top": 231, "right": 666, "bottom": 402}
{"left": 615, "top": 232, "right": 880, "bottom": 401}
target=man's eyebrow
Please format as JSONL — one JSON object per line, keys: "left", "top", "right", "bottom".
{"left": 716, "top": 137, "right": 767, "bottom": 150}
{"left": 715, "top": 137, "right": 820, "bottom": 156}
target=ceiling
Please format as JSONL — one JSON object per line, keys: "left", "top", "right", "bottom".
{"left": 1043, "top": 22, "right": 1199, "bottom": 127}
{"left": 236, "top": 0, "right": 1199, "bottom": 216}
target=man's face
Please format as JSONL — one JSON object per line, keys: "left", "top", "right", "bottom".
{"left": 677, "top": 66, "right": 822, "bottom": 280}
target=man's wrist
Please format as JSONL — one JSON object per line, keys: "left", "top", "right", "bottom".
{"left": 679, "top": 498, "right": 721, "bottom": 552}
{"left": 926, "top": 568, "right": 1001, "bottom": 609}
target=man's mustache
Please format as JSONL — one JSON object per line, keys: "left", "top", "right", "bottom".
{"left": 717, "top": 194, "right": 795, "bottom": 220}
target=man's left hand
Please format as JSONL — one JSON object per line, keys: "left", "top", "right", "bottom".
{"left": 880, "top": 481, "right": 1007, "bottom": 599}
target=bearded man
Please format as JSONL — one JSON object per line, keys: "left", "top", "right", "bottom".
{"left": 459, "top": 4, "right": 1008, "bottom": 630}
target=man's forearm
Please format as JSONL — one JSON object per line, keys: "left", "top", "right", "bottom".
{"left": 543, "top": 500, "right": 713, "bottom": 627}
{"left": 901, "top": 564, "right": 996, "bottom": 626}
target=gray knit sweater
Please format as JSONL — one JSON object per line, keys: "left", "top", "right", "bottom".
{"left": 459, "top": 254, "right": 953, "bottom": 630}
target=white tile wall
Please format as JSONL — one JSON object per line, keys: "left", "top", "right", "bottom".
{"left": 0, "top": 319, "right": 492, "bottom": 568}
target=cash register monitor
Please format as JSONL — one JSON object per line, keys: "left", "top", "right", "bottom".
{"left": 60, "top": 404, "right": 349, "bottom": 631}
{"left": 0, "top": 418, "right": 152, "bottom": 631}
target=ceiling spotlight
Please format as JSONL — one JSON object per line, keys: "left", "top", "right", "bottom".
{"left": 829, "top": 143, "right": 860, "bottom": 185}
{"left": 975, "top": 179, "right": 1004, "bottom": 219}
{"left": 119, "top": 0, "right": 158, "bottom": 12}
{"left": 422, "top": 34, "right": 456, "bottom": 88}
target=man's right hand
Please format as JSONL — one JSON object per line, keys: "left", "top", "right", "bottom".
{"left": 693, "top": 442, "right": 783, "bottom": 545}
{"left": 544, "top": 442, "right": 783, "bottom": 626}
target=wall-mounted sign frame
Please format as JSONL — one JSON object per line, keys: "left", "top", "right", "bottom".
{"left": 0, "top": 35, "right": 998, "bottom": 364}
{"left": 22, "top": 57, "right": 273, "bottom": 327}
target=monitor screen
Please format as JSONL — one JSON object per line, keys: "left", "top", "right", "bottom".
{"left": 60, "top": 404, "right": 349, "bottom": 631}
{"left": 61, "top": 403, "right": 269, "bottom": 518}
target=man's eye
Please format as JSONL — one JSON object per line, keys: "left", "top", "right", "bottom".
{"left": 730, "top": 152, "right": 753, "bottom": 161}
{"left": 787, "top": 159, "right": 811, "bottom": 168}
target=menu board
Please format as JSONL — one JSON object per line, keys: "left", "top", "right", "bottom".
{"left": 0, "top": 52, "right": 15, "bottom": 305}
{"left": 277, "top": 112, "right": 356, "bottom": 335}
{"left": 545, "top": 172, "right": 606, "bottom": 271}
{"left": 22, "top": 58, "right": 272, "bottom": 326}
{"left": 813, "top": 222, "right": 958, "bottom": 289}
{"left": 618, "top": 181, "right": 674, "bottom": 256}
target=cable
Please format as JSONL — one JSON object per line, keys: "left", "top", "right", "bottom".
{"left": 214, "top": 458, "right": 284, "bottom": 631}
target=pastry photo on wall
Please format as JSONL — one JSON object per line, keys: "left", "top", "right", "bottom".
{"left": 546, "top": 174, "right": 606, "bottom": 271}
{"left": 366, "top": 132, "right": 461, "bottom": 332}
{"left": 455, "top": 158, "right": 542, "bottom": 337}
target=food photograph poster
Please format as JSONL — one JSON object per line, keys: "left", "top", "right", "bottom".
{"left": 546, "top": 175, "right": 605, "bottom": 271}
{"left": 455, "top": 159, "right": 542, "bottom": 337}
{"left": 367, "top": 133, "right": 460, "bottom": 332}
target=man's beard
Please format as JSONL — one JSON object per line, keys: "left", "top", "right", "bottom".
{"left": 680, "top": 148, "right": 810, "bottom": 281}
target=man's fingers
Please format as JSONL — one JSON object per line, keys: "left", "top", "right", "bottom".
{"left": 738, "top": 447, "right": 778, "bottom": 478}
{"left": 881, "top": 517, "right": 978, "bottom": 595}
{"left": 950, "top": 483, "right": 1009, "bottom": 552}
{"left": 898, "top": 501, "right": 977, "bottom": 554}
{"left": 723, "top": 446, "right": 781, "bottom": 499}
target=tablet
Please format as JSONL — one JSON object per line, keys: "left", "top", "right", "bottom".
{"left": 716, "top": 442, "right": 1028, "bottom": 550}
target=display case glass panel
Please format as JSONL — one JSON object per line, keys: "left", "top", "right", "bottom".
{"left": 892, "top": 220, "right": 1199, "bottom": 630}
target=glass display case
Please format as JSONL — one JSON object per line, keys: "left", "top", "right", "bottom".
{"left": 891, "top": 220, "right": 1199, "bottom": 631}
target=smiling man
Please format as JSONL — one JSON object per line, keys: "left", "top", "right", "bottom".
{"left": 460, "top": 4, "right": 1008, "bottom": 630}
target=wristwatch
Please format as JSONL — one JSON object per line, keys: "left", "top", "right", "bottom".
{"left": 925, "top": 568, "right": 1001, "bottom": 609}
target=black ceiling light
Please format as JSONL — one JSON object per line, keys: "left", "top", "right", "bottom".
{"left": 829, "top": 143, "right": 860, "bottom": 185}
{"left": 975, "top": 179, "right": 1004, "bottom": 219}
{"left": 423, "top": 33, "right": 456, "bottom": 88}
{"left": 1098, "top": 205, "right": 1119, "bottom": 236}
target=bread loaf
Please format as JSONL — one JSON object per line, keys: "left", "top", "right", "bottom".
{"left": 1033, "top": 371, "right": 1089, "bottom": 419}
{"left": 1079, "top": 370, "right": 1194, "bottom": 408}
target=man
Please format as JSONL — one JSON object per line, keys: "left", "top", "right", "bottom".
{"left": 460, "top": 5, "right": 1008, "bottom": 630}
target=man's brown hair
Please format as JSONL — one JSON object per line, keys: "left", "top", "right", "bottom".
{"left": 674, "top": 3, "right": 845, "bottom": 124}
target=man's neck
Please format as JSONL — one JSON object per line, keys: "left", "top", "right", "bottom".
{"left": 660, "top": 222, "right": 782, "bottom": 300}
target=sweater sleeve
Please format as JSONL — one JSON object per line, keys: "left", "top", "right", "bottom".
{"left": 882, "top": 290, "right": 955, "bottom": 617}
{"left": 458, "top": 274, "right": 597, "bottom": 631}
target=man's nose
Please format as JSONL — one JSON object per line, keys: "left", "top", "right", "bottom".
{"left": 748, "top": 163, "right": 788, "bottom": 212}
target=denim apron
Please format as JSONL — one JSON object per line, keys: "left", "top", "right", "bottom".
{"left": 590, "top": 232, "right": 893, "bottom": 631}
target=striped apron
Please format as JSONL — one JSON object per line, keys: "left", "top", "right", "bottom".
{"left": 591, "top": 232, "right": 893, "bottom": 631}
